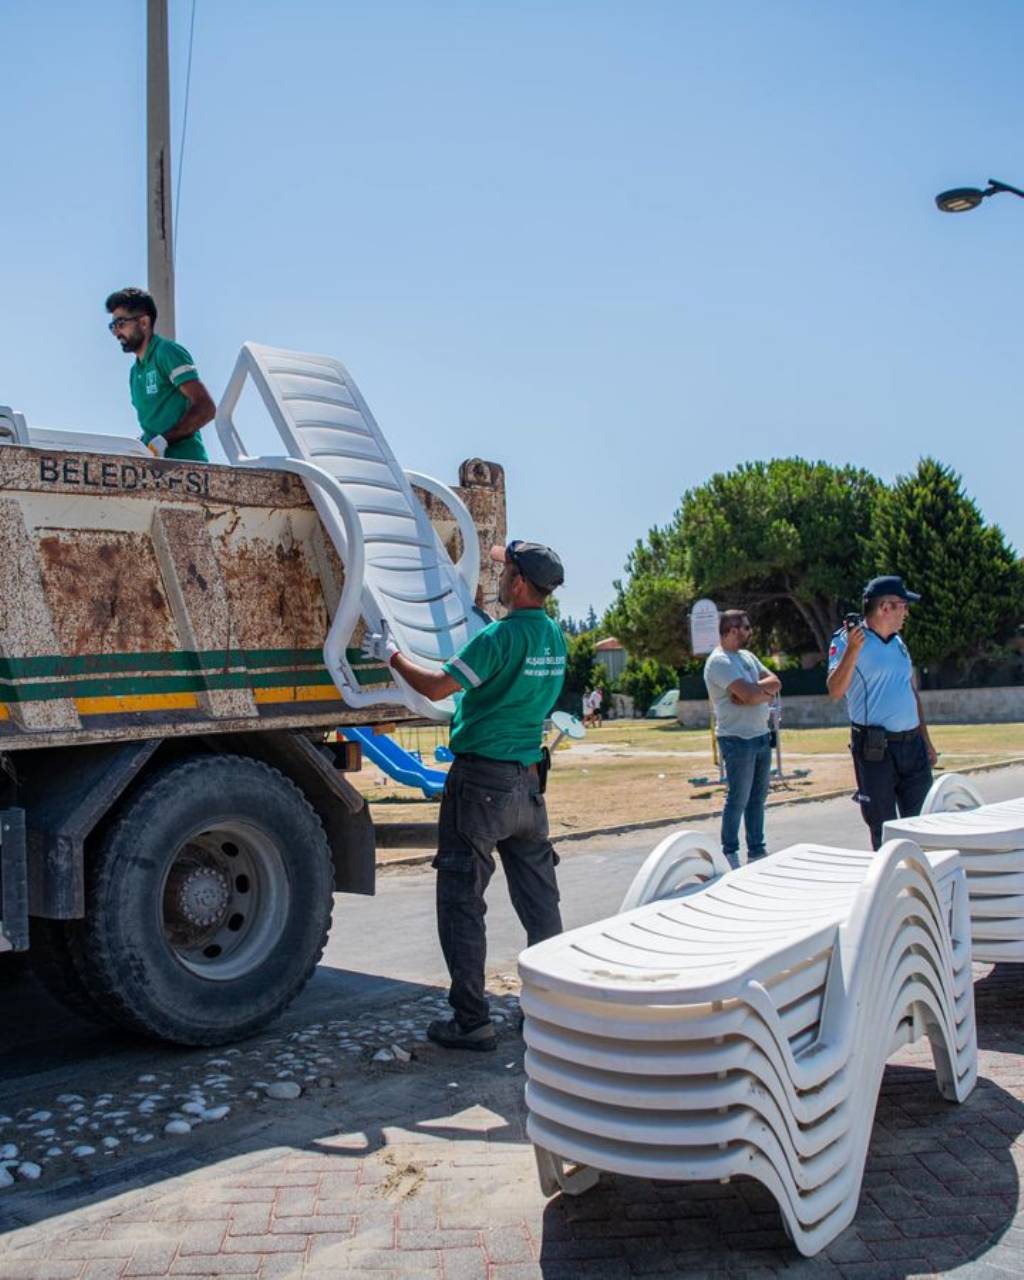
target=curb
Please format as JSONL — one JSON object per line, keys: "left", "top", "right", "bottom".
{"left": 374, "top": 755, "right": 1024, "bottom": 870}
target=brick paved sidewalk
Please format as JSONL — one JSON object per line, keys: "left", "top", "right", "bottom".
{"left": 2, "top": 965, "right": 1024, "bottom": 1280}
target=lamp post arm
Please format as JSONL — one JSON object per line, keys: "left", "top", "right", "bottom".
{"left": 988, "top": 179, "right": 1024, "bottom": 201}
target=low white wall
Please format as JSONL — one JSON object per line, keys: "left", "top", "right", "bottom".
{"left": 677, "top": 686, "right": 1024, "bottom": 729}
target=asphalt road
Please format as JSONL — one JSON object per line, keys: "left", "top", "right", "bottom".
{"left": 4, "top": 764, "right": 1024, "bottom": 1089}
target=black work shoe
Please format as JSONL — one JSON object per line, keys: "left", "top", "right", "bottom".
{"left": 426, "top": 1017, "right": 497, "bottom": 1052}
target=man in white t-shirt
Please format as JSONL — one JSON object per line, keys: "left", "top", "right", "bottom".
{"left": 703, "top": 609, "right": 781, "bottom": 866}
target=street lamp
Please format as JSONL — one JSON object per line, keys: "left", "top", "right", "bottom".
{"left": 935, "top": 178, "right": 1024, "bottom": 213}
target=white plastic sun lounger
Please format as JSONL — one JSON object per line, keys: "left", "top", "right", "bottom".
{"left": 885, "top": 775, "right": 1024, "bottom": 962}
{"left": 215, "top": 344, "right": 487, "bottom": 721}
{"left": 0, "top": 405, "right": 150, "bottom": 457}
{"left": 519, "top": 837, "right": 976, "bottom": 1257}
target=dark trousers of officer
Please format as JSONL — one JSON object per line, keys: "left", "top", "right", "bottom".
{"left": 433, "top": 754, "right": 563, "bottom": 1030}
{"left": 850, "top": 725, "right": 933, "bottom": 851}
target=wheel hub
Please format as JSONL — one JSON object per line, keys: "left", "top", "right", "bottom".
{"left": 167, "top": 864, "right": 231, "bottom": 929}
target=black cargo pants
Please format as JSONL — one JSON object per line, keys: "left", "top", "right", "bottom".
{"left": 850, "top": 725, "right": 933, "bottom": 851}
{"left": 432, "top": 754, "right": 563, "bottom": 1029}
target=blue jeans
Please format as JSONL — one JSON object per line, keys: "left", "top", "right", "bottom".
{"left": 718, "top": 733, "right": 772, "bottom": 864}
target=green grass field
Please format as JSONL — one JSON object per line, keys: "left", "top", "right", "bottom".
{"left": 392, "top": 718, "right": 1024, "bottom": 759}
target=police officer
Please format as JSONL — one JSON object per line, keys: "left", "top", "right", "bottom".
{"left": 827, "top": 575, "right": 938, "bottom": 849}
{"left": 361, "top": 540, "right": 567, "bottom": 1051}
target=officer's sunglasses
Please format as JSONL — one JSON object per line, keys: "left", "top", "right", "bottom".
{"left": 108, "top": 315, "right": 144, "bottom": 332}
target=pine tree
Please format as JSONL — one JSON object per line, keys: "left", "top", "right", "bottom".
{"left": 867, "top": 458, "right": 1024, "bottom": 669}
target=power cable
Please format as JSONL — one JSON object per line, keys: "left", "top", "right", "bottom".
{"left": 173, "top": 0, "right": 198, "bottom": 262}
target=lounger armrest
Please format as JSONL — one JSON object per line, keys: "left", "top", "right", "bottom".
{"left": 620, "top": 830, "right": 729, "bottom": 911}
{"left": 404, "top": 469, "right": 481, "bottom": 602}
{"left": 921, "top": 773, "right": 984, "bottom": 815}
{"left": 0, "top": 406, "right": 29, "bottom": 445}
{"left": 214, "top": 347, "right": 260, "bottom": 464}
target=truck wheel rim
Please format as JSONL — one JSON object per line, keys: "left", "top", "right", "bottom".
{"left": 160, "top": 821, "right": 290, "bottom": 981}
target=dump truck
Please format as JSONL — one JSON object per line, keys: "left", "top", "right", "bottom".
{"left": 0, "top": 398, "right": 506, "bottom": 1045}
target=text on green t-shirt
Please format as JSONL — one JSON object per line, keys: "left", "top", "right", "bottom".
{"left": 442, "top": 609, "right": 567, "bottom": 764}
{"left": 129, "top": 333, "right": 209, "bottom": 462}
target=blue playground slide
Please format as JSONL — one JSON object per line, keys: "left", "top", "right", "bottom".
{"left": 343, "top": 727, "right": 448, "bottom": 798}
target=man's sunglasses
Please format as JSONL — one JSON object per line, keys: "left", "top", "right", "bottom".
{"left": 108, "top": 315, "right": 144, "bottom": 332}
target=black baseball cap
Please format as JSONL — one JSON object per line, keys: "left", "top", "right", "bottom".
{"left": 490, "top": 540, "right": 565, "bottom": 591}
{"left": 862, "top": 575, "right": 921, "bottom": 603}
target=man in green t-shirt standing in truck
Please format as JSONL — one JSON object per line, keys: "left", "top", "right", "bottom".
{"left": 105, "top": 286, "right": 215, "bottom": 461}
{"left": 362, "top": 540, "right": 568, "bottom": 1051}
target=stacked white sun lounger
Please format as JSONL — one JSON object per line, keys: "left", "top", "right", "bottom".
{"left": 519, "top": 838, "right": 977, "bottom": 1256}
{"left": 885, "top": 775, "right": 1024, "bottom": 963}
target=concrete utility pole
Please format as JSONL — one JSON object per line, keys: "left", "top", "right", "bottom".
{"left": 147, "top": 0, "right": 175, "bottom": 338}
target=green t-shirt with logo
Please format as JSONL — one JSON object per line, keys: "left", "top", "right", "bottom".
{"left": 129, "top": 333, "right": 209, "bottom": 462}
{"left": 443, "top": 609, "right": 568, "bottom": 764}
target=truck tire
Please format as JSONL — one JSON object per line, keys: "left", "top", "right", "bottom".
{"left": 28, "top": 919, "right": 113, "bottom": 1023}
{"left": 0, "top": 950, "right": 30, "bottom": 989}
{"left": 66, "top": 754, "right": 334, "bottom": 1046}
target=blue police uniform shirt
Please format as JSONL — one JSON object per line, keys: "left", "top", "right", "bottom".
{"left": 828, "top": 626, "right": 919, "bottom": 731}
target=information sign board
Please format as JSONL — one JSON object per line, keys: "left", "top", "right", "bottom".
{"left": 689, "top": 598, "right": 719, "bottom": 656}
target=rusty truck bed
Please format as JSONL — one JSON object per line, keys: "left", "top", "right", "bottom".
{"left": 0, "top": 447, "right": 504, "bottom": 750}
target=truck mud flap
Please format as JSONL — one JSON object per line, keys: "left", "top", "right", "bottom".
{"left": 1, "top": 808, "right": 28, "bottom": 951}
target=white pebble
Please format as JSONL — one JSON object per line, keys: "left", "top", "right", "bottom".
{"left": 181, "top": 1102, "right": 206, "bottom": 1117}
{"left": 17, "top": 1162, "right": 42, "bottom": 1181}
{"left": 0, "top": 1115, "right": 11, "bottom": 1125}
{"left": 66, "top": 1102, "right": 84, "bottom": 1113}
{"left": 36, "top": 1128, "right": 56, "bottom": 1139}
{"left": 102, "top": 1137, "right": 120, "bottom": 1150}
{"left": 264, "top": 1081, "right": 302, "bottom": 1101}
{"left": 163, "top": 1120, "right": 191, "bottom": 1136}
{"left": 0, "top": 1167, "right": 13, "bottom": 1189}
{"left": 391, "top": 1045, "right": 411, "bottom": 1063}
{"left": 27, "top": 1111, "right": 52, "bottom": 1123}
{"left": 46, "top": 1145, "right": 63, "bottom": 1157}
{"left": 56, "top": 1094, "right": 83, "bottom": 1105}
{"left": 72, "top": 1145, "right": 96, "bottom": 1158}
{"left": 133, "top": 1133, "right": 154, "bottom": 1144}
{"left": 137, "top": 1074, "right": 157, "bottom": 1084}
{"left": 201, "top": 1105, "right": 230, "bottom": 1122}
{"left": 372, "top": 1048, "right": 394, "bottom": 1063}
{"left": 0, "top": 1144, "right": 17, "bottom": 1161}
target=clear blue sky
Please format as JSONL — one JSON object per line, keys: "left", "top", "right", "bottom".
{"left": 4, "top": 1, "right": 1022, "bottom": 621}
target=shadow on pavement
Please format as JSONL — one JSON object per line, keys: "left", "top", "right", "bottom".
{"left": 536, "top": 1060, "right": 1024, "bottom": 1277}
{"left": 0, "top": 966, "right": 528, "bottom": 1236}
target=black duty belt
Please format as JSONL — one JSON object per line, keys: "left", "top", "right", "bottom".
{"left": 454, "top": 754, "right": 540, "bottom": 775}
{"left": 851, "top": 724, "right": 919, "bottom": 742}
